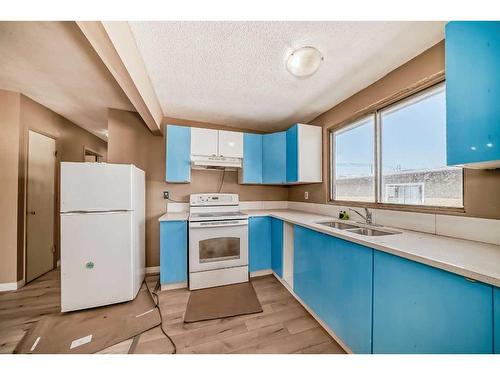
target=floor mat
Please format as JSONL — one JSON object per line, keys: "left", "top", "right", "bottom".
{"left": 14, "top": 287, "right": 161, "bottom": 354}
{"left": 184, "top": 282, "right": 263, "bottom": 323}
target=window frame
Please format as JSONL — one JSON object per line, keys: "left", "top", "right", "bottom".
{"left": 331, "top": 114, "right": 377, "bottom": 203}
{"left": 329, "top": 81, "right": 464, "bottom": 211}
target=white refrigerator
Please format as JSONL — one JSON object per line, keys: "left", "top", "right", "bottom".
{"left": 60, "top": 162, "right": 145, "bottom": 312}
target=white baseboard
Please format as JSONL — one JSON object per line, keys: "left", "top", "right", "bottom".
{"left": 161, "top": 281, "right": 187, "bottom": 291}
{"left": 272, "top": 272, "right": 353, "bottom": 354}
{"left": 0, "top": 282, "right": 18, "bottom": 292}
{"left": 0, "top": 279, "right": 25, "bottom": 292}
{"left": 250, "top": 269, "right": 273, "bottom": 277}
{"left": 146, "top": 266, "right": 160, "bottom": 274}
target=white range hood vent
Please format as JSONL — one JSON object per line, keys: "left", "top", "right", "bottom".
{"left": 191, "top": 155, "right": 242, "bottom": 170}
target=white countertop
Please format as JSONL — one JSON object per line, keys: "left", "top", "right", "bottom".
{"left": 158, "top": 212, "right": 189, "bottom": 221}
{"left": 243, "top": 209, "right": 500, "bottom": 288}
{"left": 157, "top": 208, "right": 500, "bottom": 287}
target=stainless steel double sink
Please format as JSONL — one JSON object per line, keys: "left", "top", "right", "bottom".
{"left": 316, "top": 220, "right": 401, "bottom": 237}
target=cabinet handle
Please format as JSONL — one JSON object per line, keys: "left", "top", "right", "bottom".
{"left": 464, "top": 277, "right": 476, "bottom": 283}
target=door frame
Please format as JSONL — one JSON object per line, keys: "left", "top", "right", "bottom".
{"left": 23, "top": 128, "right": 58, "bottom": 283}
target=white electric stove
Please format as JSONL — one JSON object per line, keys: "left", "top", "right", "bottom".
{"left": 188, "top": 194, "right": 249, "bottom": 290}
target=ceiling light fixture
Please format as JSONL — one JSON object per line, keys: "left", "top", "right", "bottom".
{"left": 286, "top": 46, "right": 323, "bottom": 78}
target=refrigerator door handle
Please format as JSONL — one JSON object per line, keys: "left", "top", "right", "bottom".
{"left": 60, "top": 209, "right": 133, "bottom": 215}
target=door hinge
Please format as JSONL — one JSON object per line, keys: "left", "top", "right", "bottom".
{"left": 54, "top": 150, "right": 58, "bottom": 157}
{"left": 52, "top": 246, "right": 56, "bottom": 254}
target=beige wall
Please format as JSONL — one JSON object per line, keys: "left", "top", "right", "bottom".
{"left": 0, "top": 90, "right": 108, "bottom": 283}
{"left": 17, "top": 95, "right": 108, "bottom": 279}
{"left": 288, "top": 40, "right": 500, "bottom": 220}
{"left": 107, "top": 109, "right": 288, "bottom": 267}
{"left": 0, "top": 91, "right": 21, "bottom": 284}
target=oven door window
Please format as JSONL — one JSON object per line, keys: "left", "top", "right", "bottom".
{"left": 199, "top": 237, "right": 240, "bottom": 263}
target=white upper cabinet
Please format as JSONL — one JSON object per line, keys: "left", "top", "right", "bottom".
{"left": 297, "top": 124, "right": 322, "bottom": 183}
{"left": 191, "top": 127, "right": 218, "bottom": 156}
{"left": 218, "top": 130, "right": 243, "bottom": 158}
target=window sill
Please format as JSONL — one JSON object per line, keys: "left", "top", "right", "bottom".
{"left": 328, "top": 200, "right": 466, "bottom": 216}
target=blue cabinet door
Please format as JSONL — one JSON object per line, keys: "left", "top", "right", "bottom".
{"left": 286, "top": 124, "right": 298, "bottom": 183}
{"left": 160, "top": 221, "right": 187, "bottom": 285}
{"left": 495, "top": 287, "right": 500, "bottom": 354}
{"left": 446, "top": 21, "right": 500, "bottom": 166}
{"left": 373, "top": 251, "right": 493, "bottom": 353}
{"left": 248, "top": 217, "right": 271, "bottom": 272}
{"left": 270, "top": 218, "right": 283, "bottom": 278}
{"left": 293, "top": 225, "right": 326, "bottom": 317}
{"left": 321, "top": 236, "right": 373, "bottom": 354}
{"left": 294, "top": 225, "right": 373, "bottom": 353}
{"left": 242, "top": 133, "right": 263, "bottom": 183}
{"left": 165, "top": 125, "right": 191, "bottom": 182}
{"left": 262, "top": 131, "right": 286, "bottom": 184}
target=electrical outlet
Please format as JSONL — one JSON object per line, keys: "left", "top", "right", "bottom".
{"left": 304, "top": 191, "right": 309, "bottom": 200}
{"left": 163, "top": 191, "right": 169, "bottom": 200}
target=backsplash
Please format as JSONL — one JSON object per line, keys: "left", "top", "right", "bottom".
{"left": 287, "top": 201, "right": 500, "bottom": 246}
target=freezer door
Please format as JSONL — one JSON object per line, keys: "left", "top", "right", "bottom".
{"left": 61, "top": 162, "right": 133, "bottom": 212}
{"left": 61, "top": 211, "right": 134, "bottom": 312}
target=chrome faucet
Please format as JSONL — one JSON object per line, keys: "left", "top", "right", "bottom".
{"left": 349, "top": 207, "right": 373, "bottom": 225}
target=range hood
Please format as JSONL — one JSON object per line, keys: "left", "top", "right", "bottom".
{"left": 191, "top": 155, "right": 242, "bottom": 170}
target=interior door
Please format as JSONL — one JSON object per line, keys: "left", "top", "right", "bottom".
{"left": 26, "top": 130, "right": 56, "bottom": 283}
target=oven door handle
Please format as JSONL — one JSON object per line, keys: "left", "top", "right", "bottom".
{"left": 189, "top": 220, "right": 248, "bottom": 228}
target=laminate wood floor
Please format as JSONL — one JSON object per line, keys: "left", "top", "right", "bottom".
{"left": 0, "top": 270, "right": 345, "bottom": 354}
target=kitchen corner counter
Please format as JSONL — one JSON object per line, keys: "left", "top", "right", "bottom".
{"left": 158, "top": 212, "right": 189, "bottom": 222}
{"left": 243, "top": 209, "right": 500, "bottom": 287}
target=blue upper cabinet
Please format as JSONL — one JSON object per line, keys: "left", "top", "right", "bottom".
{"left": 262, "top": 131, "right": 287, "bottom": 184}
{"left": 241, "top": 133, "right": 263, "bottom": 184}
{"left": 240, "top": 124, "right": 322, "bottom": 185}
{"left": 165, "top": 125, "right": 191, "bottom": 182}
{"left": 160, "top": 221, "right": 187, "bottom": 285}
{"left": 494, "top": 287, "right": 500, "bottom": 354}
{"left": 248, "top": 216, "right": 271, "bottom": 272}
{"left": 373, "top": 250, "right": 493, "bottom": 354}
{"left": 286, "top": 125, "right": 299, "bottom": 183}
{"left": 270, "top": 218, "right": 283, "bottom": 278}
{"left": 446, "top": 21, "right": 500, "bottom": 168}
{"left": 294, "top": 225, "right": 373, "bottom": 353}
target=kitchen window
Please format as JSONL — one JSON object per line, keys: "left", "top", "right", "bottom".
{"left": 330, "top": 82, "right": 464, "bottom": 208}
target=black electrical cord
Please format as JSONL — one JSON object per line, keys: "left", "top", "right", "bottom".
{"left": 143, "top": 278, "right": 177, "bottom": 354}
{"left": 217, "top": 169, "right": 226, "bottom": 193}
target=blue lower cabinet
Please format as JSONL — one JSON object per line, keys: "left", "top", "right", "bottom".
{"left": 270, "top": 218, "right": 283, "bottom": 278}
{"left": 373, "top": 251, "right": 493, "bottom": 353}
{"left": 165, "top": 125, "right": 191, "bottom": 183}
{"left": 321, "top": 236, "right": 373, "bottom": 354}
{"left": 294, "top": 225, "right": 373, "bottom": 353}
{"left": 248, "top": 217, "right": 271, "bottom": 272}
{"left": 494, "top": 287, "right": 500, "bottom": 354}
{"left": 262, "top": 131, "right": 286, "bottom": 184}
{"left": 293, "top": 225, "right": 325, "bottom": 316}
{"left": 160, "top": 221, "right": 187, "bottom": 285}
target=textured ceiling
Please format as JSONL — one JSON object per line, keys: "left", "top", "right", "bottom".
{"left": 0, "top": 21, "right": 134, "bottom": 140}
{"left": 129, "top": 21, "right": 445, "bottom": 132}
